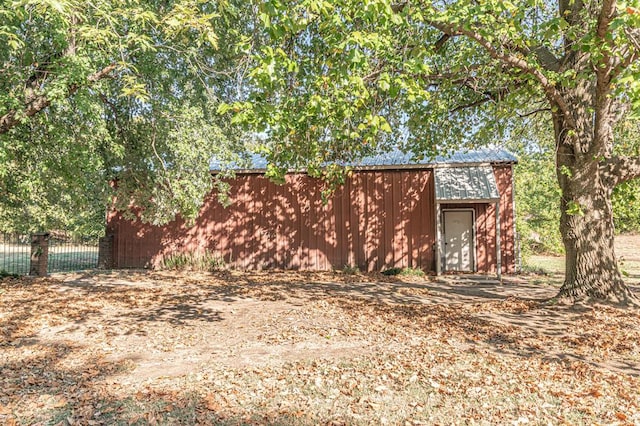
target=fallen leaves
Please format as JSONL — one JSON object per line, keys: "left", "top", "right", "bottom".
{"left": 1, "top": 271, "right": 640, "bottom": 425}
{"left": 203, "top": 393, "right": 221, "bottom": 411}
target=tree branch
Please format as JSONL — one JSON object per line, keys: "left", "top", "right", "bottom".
{"left": 602, "top": 155, "right": 640, "bottom": 186}
{"left": 391, "top": 2, "right": 408, "bottom": 13}
{"left": 434, "top": 33, "right": 453, "bottom": 52}
{"left": 596, "top": 0, "right": 617, "bottom": 43}
{"left": 450, "top": 97, "right": 493, "bottom": 113}
{"left": 611, "top": 28, "right": 640, "bottom": 80}
{"left": 449, "top": 85, "right": 512, "bottom": 113}
{"left": 591, "top": 1, "right": 618, "bottom": 159}
{"left": 595, "top": 0, "right": 617, "bottom": 87}
{"left": 0, "top": 63, "right": 117, "bottom": 135}
{"left": 531, "top": 46, "right": 560, "bottom": 72}
{"left": 429, "top": 21, "right": 576, "bottom": 129}
{"left": 559, "top": 0, "right": 586, "bottom": 27}
{"left": 517, "top": 108, "right": 551, "bottom": 118}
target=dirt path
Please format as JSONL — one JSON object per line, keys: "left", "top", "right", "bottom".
{"left": 9, "top": 270, "right": 639, "bottom": 378}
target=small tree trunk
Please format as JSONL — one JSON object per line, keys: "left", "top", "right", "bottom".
{"left": 555, "top": 155, "right": 637, "bottom": 305}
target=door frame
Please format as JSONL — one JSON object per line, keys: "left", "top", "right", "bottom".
{"left": 441, "top": 208, "right": 476, "bottom": 272}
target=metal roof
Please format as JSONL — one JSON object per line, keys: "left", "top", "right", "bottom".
{"left": 210, "top": 147, "right": 517, "bottom": 172}
{"left": 434, "top": 166, "right": 500, "bottom": 202}
{"left": 352, "top": 147, "right": 517, "bottom": 168}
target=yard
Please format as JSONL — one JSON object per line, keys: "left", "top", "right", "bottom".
{"left": 1, "top": 238, "right": 640, "bottom": 425}
{"left": 525, "top": 234, "right": 640, "bottom": 286}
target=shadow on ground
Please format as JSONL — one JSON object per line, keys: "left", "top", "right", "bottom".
{"left": 19, "top": 270, "right": 637, "bottom": 375}
{"left": 1, "top": 269, "right": 639, "bottom": 426}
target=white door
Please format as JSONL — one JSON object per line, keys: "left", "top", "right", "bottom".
{"left": 443, "top": 210, "right": 474, "bottom": 272}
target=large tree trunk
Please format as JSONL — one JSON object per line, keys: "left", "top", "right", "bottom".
{"left": 556, "top": 163, "right": 635, "bottom": 304}
{"left": 553, "top": 118, "right": 637, "bottom": 305}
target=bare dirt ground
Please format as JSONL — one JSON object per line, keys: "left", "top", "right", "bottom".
{"left": 615, "top": 234, "right": 640, "bottom": 284}
{"left": 1, "top": 264, "right": 640, "bottom": 424}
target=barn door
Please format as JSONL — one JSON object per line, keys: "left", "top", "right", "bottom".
{"left": 443, "top": 210, "right": 474, "bottom": 272}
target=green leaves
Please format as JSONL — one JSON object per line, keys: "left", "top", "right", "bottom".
{"left": 219, "top": 0, "right": 640, "bottom": 184}
{"left": 222, "top": 0, "right": 562, "bottom": 167}
{"left": 221, "top": 0, "right": 421, "bottom": 167}
{"left": 4, "top": 0, "right": 640, "bottom": 237}
{"left": 565, "top": 200, "right": 585, "bottom": 217}
{"left": 0, "top": 0, "right": 251, "bottom": 229}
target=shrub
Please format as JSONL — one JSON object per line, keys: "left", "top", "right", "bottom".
{"left": 382, "top": 267, "right": 402, "bottom": 276}
{"left": 399, "top": 267, "right": 425, "bottom": 277}
{"left": 520, "top": 264, "right": 551, "bottom": 276}
{"left": 0, "top": 269, "right": 19, "bottom": 278}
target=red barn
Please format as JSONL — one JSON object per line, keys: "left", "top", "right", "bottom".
{"left": 105, "top": 148, "right": 518, "bottom": 275}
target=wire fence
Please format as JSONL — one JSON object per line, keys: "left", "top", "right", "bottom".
{"left": 48, "top": 232, "right": 99, "bottom": 274}
{"left": 0, "top": 232, "right": 100, "bottom": 276}
{"left": 0, "top": 233, "right": 31, "bottom": 275}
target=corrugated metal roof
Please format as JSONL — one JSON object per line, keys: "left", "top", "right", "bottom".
{"left": 434, "top": 166, "right": 500, "bottom": 201}
{"left": 210, "top": 147, "right": 517, "bottom": 171}
{"left": 352, "top": 147, "right": 517, "bottom": 168}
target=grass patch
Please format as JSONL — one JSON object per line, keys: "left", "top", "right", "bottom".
{"left": 0, "top": 244, "right": 31, "bottom": 275}
{"left": 160, "top": 250, "right": 226, "bottom": 272}
{"left": 341, "top": 264, "right": 361, "bottom": 275}
{"left": 525, "top": 252, "right": 640, "bottom": 285}
{"left": 0, "top": 245, "right": 98, "bottom": 275}
{"left": 524, "top": 255, "right": 565, "bottom": 275}
{"left": 382, "top": 267, "right": 425, "bottom": 277}
{"left": 520, "top": 263, "right": 553, "bottom": 276}
{"left": 48, "top": 249, "right": 98, "bottom": 273}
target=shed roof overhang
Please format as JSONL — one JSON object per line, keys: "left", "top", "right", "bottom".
{"left": 434, "top": 165, "right": 500, "bottom": 203}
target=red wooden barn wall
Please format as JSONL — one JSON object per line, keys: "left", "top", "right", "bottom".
{"left": 107, "top": 165, "right": 516, "bottom": 273}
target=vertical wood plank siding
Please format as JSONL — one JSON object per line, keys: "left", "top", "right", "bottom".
{"left": 494, "top": 165, "right": 516, "bottom": 273}
{"left": 107, "top": 165, "right": 515, "bottom": 273}
{"left": 109, "top": 170, "right": 435, "bottom": 271}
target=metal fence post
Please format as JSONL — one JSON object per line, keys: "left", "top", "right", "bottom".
{"left": 29, "top": 232, "right": 50, "bottom": 276}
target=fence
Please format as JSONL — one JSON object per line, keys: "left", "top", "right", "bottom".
{"left": 47, "top": 232, "right": 100, "bottom": 274}
{"left": 0, "top": 233, "right": 31, "bottom": 275}
{"left": 0, "top": 232, "right": 101, "bottom": 276}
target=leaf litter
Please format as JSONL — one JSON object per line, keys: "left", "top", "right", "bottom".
{"left": 0, "top": 270, "right": 639, "bottom": 425}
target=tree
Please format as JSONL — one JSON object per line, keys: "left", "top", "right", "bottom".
{"left": 511, "top": 120, "right": 640, "bottom": 259}
{"left": 611, "top": 121, "right": 640, "bottom": 233}
{"left": 0, "top": 0, "right": 247, "bottom": 231}
{"left": 506, "top": 124, "right": 564, "bottom": 257}
{"left": 226, "top": 0, "right": 640, "bottom": 304}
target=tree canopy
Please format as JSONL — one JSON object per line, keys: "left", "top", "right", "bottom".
{"left": 0, "top": 0, "right": 248, "bottom": 233}
{"left": 228, "top": 0, "right": 639, "bottom": 163}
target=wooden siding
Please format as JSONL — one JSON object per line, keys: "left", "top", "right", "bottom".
{"left": 108, "top": 170, "right": 438, "bottom": 271}
{"left": 107, "top": 165, "right": 516, "bottom": 273}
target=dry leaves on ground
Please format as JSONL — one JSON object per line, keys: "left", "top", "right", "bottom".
{"left": 1, "top": 270, "right": 639, "bottom": 425}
